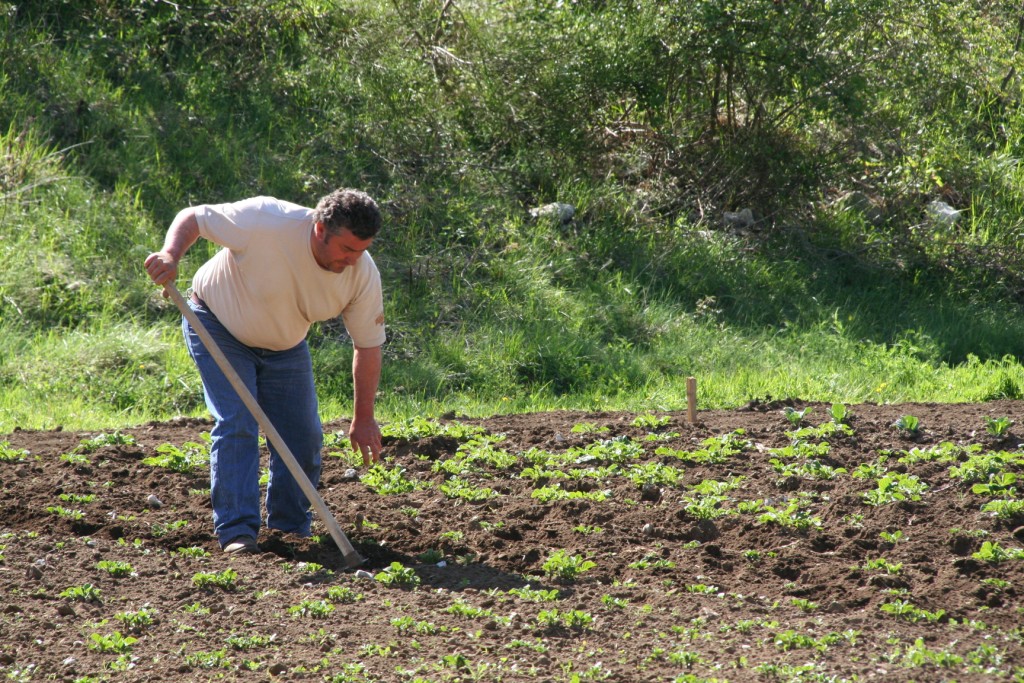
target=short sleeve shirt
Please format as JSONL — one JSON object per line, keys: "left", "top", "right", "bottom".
{"left": 190, "top": 196, "right": 386, "bottom": 351}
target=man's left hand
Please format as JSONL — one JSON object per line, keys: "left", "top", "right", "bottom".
{"left": 349, "top": 417, "right": 382, "bottom": 466}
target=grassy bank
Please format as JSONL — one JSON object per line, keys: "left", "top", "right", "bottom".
{"left": 3, "top": 1, "right": 1024, "bottom": 432}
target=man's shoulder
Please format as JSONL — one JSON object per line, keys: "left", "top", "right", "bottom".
{"left": 199, "top": 196, "right": 311, "bottom": 219}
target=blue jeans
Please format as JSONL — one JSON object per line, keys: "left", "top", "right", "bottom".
{"left": 182, "top": 298, "right": 323, "bottom": 546}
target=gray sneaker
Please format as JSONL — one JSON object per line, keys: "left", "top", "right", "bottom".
{"left": 223, "top": 536, "right": 259, "bottom": 554}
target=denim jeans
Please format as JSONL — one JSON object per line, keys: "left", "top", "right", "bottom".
{"left": 182, "top": 298, "right": 323, "bottom": 546}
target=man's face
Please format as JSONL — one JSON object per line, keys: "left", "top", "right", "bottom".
{"left": 311, "top": 223, "right": 374, "bottom": 273}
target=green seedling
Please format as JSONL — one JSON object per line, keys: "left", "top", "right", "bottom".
{"left": 0, "top": 442, "right": 29, "bottom": 463}
{"left": 417, "top": 548, "right": 444, "bottom": 563}
{"left": 508, "top": 585, "right": 560, "bottom": 602}
{"left": 570, "top": 422, "right": 610, "bottom": 434}
{"left": 536, "top": 608, "right": 593, "bottom": 629}
{"left": 76, "top": 431, "right": 137, "bottom": 453}
{"left": 89, "top": 631, "right": 137, "bottom": 653}
{"left": 326, "top": 585, "right": 363, "bottom": 603}
{"left": 829, "top": 403, "right": 849, "bottom": 424}
{"left": 143, "top": 439, "right": 210, "bottom": 472}
{"left": 59, "top": 493, "right": 96, "bottom": 504}
{"left": 981, "top": 498, "right": 1024, "bottom": 521}
{"left": 880, "top": 599, "right": 945, "bottom": 622}
{"left": 182, "top": 649, "right": 230, "bottom": 669}
{"left": 440, "top": 476, "right": 496, "bottom": 502}
{"left": 115, "top": 606, "right": 156, "bottom": 631}
{"left": 631, "top": 413, "right": 671, "bottom": 429}
{"left": 983, "top": 416, "right": 1014, "bottom": 437}
{"left": 784, "top": 406, "right": 812, "bottom": 425}
{"left": 60, "top": 452, "right": 91, "bottom": 466}
{"left": 601, "top": 594, "right": 629, "bottom": 609}
{"left": 192, "top": 568, "right": 238, "bottom": 590}
{"left": 542, "top": 549, "right": 596, "bottom": 581}
{"left": 46, "top": 506, "right": 84, "bottom": 521}
{"left": 96, "top": 560, "right": 135, "bottom": 577}
{"left": 972, "top": 540, "right": 1024, "bottom": 563}
{"left": 60, "top": 584, "right": 102, "bottom": 602}
{"left": 757, "top": 500, "right": 822, "bottom": 531}
{"left": 288, "top": 599, "right": 334, "bottom": 618}
{"left": 862, "top": 558, "right": 903, "bottom": 574}
{"left": 862, "top": 473, "right": 929, "bottom": 506}
{"left": 439, "top": 530, "right": 464, "bottom": 544}
{"left": 360, "top": 464, "right": 426, "bottom": 495}
{"left": 174, "top": 546, "right": 211, "bottom": 559}
{"left": 879, "top": 530, "right": 904, "bottom": 544}
{"left": 381, "top": 416, "right": 486, "bottom": 440}
{"left": 225, "top": 633, "right": 276, "bottom": 650}
{"left": 892, "top": 415, "right": 920, "bottom": 435}
{"left": 374, "top": 561, "right": 420, "bottom": 586}
{"left": 629, "top": 555, "right": 677, "bottom": 570}
{"left": 791, "top": 598, "right": 819, "bottom": 612}
{"left": 152, "top": 520, "right": 189, "bottom": 537}
{"left": 971, "top": 472, "right": 1018, "bottom": 497}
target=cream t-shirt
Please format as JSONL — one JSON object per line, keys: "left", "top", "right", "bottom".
{"left": 190, "top": 196, "right": 386, "bottom": 351}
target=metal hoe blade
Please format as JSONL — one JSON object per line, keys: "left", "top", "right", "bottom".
{"left": 164, "top": 284, "right": 364, "bottom": 568}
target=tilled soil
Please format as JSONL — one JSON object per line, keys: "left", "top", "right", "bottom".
{"left": 2, "top": 400, "right": 1024, "bottom": 682}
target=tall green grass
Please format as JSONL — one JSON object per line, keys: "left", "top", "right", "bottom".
{"left": 3, "top": 1, "right": 1024, "bottom": 431}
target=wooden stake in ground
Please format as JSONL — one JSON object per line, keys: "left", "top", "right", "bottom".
{"left": 686, "top": 376, "right": 697, "bottom": 424}
{"left": 164, "top": 283, "right": 364, "bottom": 569}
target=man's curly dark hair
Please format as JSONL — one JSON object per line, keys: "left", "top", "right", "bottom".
{"left": 313, "top": 189, "right": 382, "bottom": 240}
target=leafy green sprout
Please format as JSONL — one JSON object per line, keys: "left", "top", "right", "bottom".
{"left": 96, "top": 560, "right": 135, "bottom": 577}
{"left": 115, "top": 606, "right": 156, "bottom": 631}
{"left": 570, "top": 422, "right": 610, "bottom": 434}
{"left": 46, "top": 506, "right": 84, "bottom": 520}
{"left": 970, "top": 472, "right": 1018, "bottom": 496}
{"left": 192, "top": 568, "right": 239, "bottom": 590}
{"left": 892, "top": 415, "right": 921, "bottom": 434}
{"left": 417, "top": 548, "right": 445, "bottom": 563}
{"left": 327, "top": 585, "right": 363, "bottom": 603}
{"left": 60, "top": 584, "right": 102, "bottom": 602}
{"left": 439, "top": 530, "right": 464, "bottom": 544}
{"left": 981, "top": 498, "right": 1024, "bottom": 521}
{"left": 783, "top": 406, "right": 812, "bottom": 425}
{"left": 225, "top": 633, "right": 276, "bottom": 650}
{"left": 76, "top": 431, "right": 137, "bottom": 453}
{"left": 829, "top": 403, "right": 849, "bottom": 424}
{"left": 360, "top": 464, "right": 426, "bottom": 495}
{"left": 59, "top": 492, "right": 96, "bottom": 504}
{"left": 536, "top": 608, "right": 594, "bottom": 629}
{"left": 508, "top": 585, "right": 560, "bottom": 602}
{"left": 288, "top": 599, "right": 335, "bottom": 618}
{"left": 89, "top": 631, "right": 138, "bottom": 653}
{"left": 142, "top": 439, "right": 210, "bottom": 472}
{"left": 862, "top": 558, "right": 903, "bottom": 574}
{"left": 972, "top": 540, "right": 1024, "bottom": 563}
{"left": 879, "top": 530, "right": 905, "bottom": 544}
{"left": 631, "top": 413, "right": 671, "bottom": 429}
{"left": 862, "top": 473, "right": 929, "bottom": 506}
{"left": 374, "top": 561, "right": 421, "bottom": 586}
{"left": 0, "top": 441, "right": 29, "bottom": 463}
{"left": 542, "top": 549, "right": 596, "bottom": 581}
{"left": 791, "top": 598, "right": 819, "bottom": 612}
{"left": 983, "top": 416, "right": 1014, "bottom": 436}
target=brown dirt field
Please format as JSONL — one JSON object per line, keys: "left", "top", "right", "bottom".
{"left": 2, "top": 400, "right": 1024, "bottom": 682}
